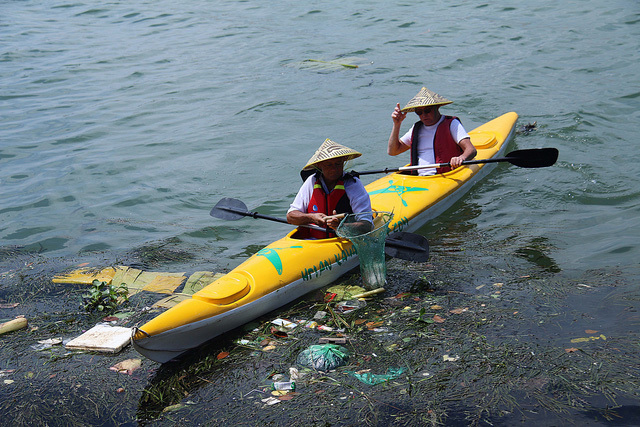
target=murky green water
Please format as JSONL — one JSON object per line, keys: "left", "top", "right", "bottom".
{"left": 1, "top": 0, "right": 639, "bottom": 424}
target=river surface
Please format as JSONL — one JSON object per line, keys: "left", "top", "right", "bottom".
{"left": 1, "top": 0, "right": 639, "bottom": 424}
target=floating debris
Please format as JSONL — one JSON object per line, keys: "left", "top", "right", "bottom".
{"left": 297, "top": 344, "right": 349, "bottom": 371}
{"left": 66, "top": 324, "right": 132, "bottom": 353}
{"left": 302, "top": 59, "right": 358, "bottom": 69}
{"left": 110, "top": 358, "right": 142, "bottom": 375}
{"left": 570, "top": 334, "right": 607, "bottom": 343}
{"left": 348, "top": 367, "right": 406, "bottom": 385}
{"left": 0, "top": 316, "right": 28, "bottom": 335}
{"left": 31, "top": 338, "right": 63, "bottom": 351}
{"left": 516, "top": 121, "right": 537, "bottom": 134}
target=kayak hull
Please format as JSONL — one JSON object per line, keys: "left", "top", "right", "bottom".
{"left": 132, "top": 112, "right": 518, "bottom": 363}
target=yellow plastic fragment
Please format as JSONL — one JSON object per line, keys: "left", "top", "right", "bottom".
{"left": 53, "top": 266, "right": 219, "bottom": 306}
{"left": 109, "top": 268, "right": 186, "bottom": 295}
{"left": 570, "top": 334, "right": 607, "bottom": 343}
{"left": 152, "top": 293, "right": 192, "bottom": 309}
{"left": 142, "top": 274, "right": 186, "bottom": 294}
{"left": 52, "top": 266, "right": 117, "bottom": 284}
{"left": 325, "top": 284, "right": 366, "bottom": 301}
{"left": 111, "top": 266, "right": 144, "bottom": 292}
{"left": 183, "top": 271, "right": 225, "bottom": 295}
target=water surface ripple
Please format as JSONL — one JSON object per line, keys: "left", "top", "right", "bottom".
{"left": 1, "top": 1, "right": 638, "bottom": 276}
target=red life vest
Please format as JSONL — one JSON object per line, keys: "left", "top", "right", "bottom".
{"left": 306, "top": 174, "right": 353, "bottom": 239}
{"left": 410, "top": 116, "right": 463, "bottom": 174}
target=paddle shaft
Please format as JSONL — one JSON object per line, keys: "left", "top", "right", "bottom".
{"left": 353, "top": 148, "right": 558, "bottom": 176}
{"left": 358, "top": 157, "right": 505, "bottom": 175}
{"left": 217, "top": 205, "right": 329, "bottom": 233}
{"left": 214, "top": 204, "right": 425, "bottom": 253}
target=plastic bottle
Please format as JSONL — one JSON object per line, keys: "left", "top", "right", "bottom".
{"left": 272, "top": 381, "right": 295, "bottom": 391}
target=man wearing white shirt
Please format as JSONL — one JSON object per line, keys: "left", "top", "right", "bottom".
{"left": 388, "top": 87, "right": 477, "bottom": 176}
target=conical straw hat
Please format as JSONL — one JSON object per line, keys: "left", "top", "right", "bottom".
{"left": 401, "top": 87, "right": 453, "bottom": 112}
{"left": 302, "top": 138, "right": 362, "bottom": 171}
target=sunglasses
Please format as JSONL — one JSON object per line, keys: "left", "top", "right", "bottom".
{"left": 415, "top": 107, "right": 436, "bottom": 116}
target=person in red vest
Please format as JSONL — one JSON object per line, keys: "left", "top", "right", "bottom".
{"left": 287, "top": 139, "right": 373, "bottom": 239}
{"left": 387, "top": 86, "right": 477, "bottom": 175}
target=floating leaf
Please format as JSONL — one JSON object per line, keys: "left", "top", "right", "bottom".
{"left": 0, "top": 303, "right": 19, "bottom": 309}
{"left": 585, "top": 329, "right": 598, "bottom": 334}
{"left": 162, "top": 403, "right": 184, "bottom": 412}
{"left": 449, "top": 308, "right": 467, "bottom": 314}
{"left": 565, "top": 348, "right": 579, "bottom": 353}
{"left": 366, "top": 321, "right": 384, "bottom": 330}
{"left": 270, "top": 326, "right": 288, "bottom": 338}
{"left": 278, "top": 394, "right": 295, "bottom": 401}
{"left": 303, "top": 59, "right": 358, "bottom": 69}
{"left": 394, "top": 292, "right": 411, "bottom": 299}
{"left": 110, "top": 358, "right": 141, "bottom": 375}
{"left": 570, "top": 334, "right": 606, "bottom": 343}
{"left": 217, "top": 351, "right": 229, "bottom": 360}
{"left": 432, "top": 315, "right": 446, "bottom": 323}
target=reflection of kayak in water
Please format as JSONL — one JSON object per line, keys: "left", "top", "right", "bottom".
{"left": 132, "top": 112, "right": 519, "bottom": 363}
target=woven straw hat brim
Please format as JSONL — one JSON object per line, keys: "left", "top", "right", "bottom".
{"left": 401, "top": 86, "right": 453, "bottom": 112}
{"left": 302, "top": 138, "right": 362, "bottom": 171}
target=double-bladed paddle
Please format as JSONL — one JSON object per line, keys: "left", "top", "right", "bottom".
{"left": 210, "top": 197, "right": 429, "bottom": 262}
{"left": 350, "top": 148, "right": 558, "bottom": 176}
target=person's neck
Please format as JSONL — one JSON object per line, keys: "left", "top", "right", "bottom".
{"left": 423, "top": 112, "right": 442, "bottom": 126}
{"left": 321, "top": 175, "right": 340, "bottom": 192}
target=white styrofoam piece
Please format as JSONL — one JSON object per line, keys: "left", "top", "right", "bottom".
{"left": 65, "top": 324, "right": 132, "bottom": 353}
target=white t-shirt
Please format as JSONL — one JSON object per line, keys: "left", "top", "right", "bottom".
{"left": 288, "top": 173, "right": 372, "bottom": 223}
{"left": 399, "top": 116, "right": 470, "bottom": 176}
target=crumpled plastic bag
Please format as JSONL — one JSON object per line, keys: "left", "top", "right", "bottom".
{"left": 296, "top": 344, "right": 349, "bottom": 371}
{"left": 348, "top": 367, "right": 406, "bottom": 385}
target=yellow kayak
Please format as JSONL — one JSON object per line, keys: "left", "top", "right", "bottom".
{"left": 132, "top": 112, "right": 518, "bottom": 363}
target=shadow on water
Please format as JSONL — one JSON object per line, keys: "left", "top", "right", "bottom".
{"left": 515, "top": 237, "right": 562, "bottom": 274}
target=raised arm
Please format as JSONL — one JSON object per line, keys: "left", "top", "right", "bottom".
{"left": 388, "top": 103, "right": 409, "bottom": 156}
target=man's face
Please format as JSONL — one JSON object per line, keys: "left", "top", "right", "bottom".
{"left": 415, "top": 106, "right": 441, "bottom": 126}
{"left": 317, "top": 158, "right": 345, "bottom": 181}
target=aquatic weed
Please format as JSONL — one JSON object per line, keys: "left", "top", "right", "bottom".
{"left": 82, "top": 279, "right": 129, "bottom": 313}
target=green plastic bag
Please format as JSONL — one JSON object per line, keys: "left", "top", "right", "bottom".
{"left": 348, "top": 367, "right": 406, "bottom": 385}
{"left": 297, "top": 344, "right": 349, "bottom": 371}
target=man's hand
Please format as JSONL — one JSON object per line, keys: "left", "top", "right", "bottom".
{"left": 391, "top": 103, "right": 406, "bottom": 125}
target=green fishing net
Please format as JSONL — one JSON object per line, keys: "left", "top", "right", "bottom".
{"left": 336, "top": 211, "right": 393, "bottom": 290}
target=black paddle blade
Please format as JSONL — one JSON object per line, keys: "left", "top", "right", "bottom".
{"left": 385, "top": 232, "right": 430, "bottom": 263}
{"left": 210, "top": 198, "right": 249, "bottom": 221}
{"left": 507, "top": 148, "right": 559, "bottom": 168}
